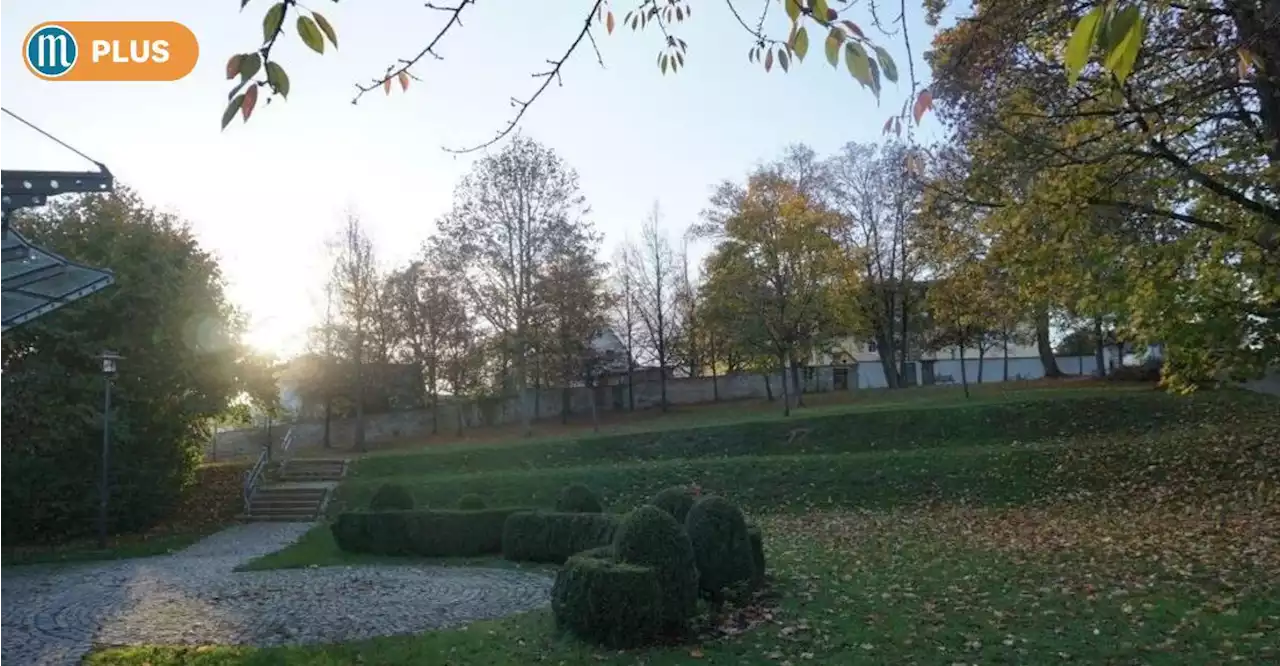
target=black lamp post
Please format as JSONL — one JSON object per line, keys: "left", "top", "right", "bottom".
{"left": 97, "top": 351, "right": 121, "bottom": 548}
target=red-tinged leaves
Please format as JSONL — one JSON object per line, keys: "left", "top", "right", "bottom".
{"left": 912, "top": 89, "right": 933, "bottom": 124}
{"left": 225, "top": 54, "right": 243, "bottom": 80}
{"left": 384, "top": 76, "right": 392, "bottom": 95}
{"left": 882, "top": 116, "right": 894, "bottom": 135}
{"left": 840, "top": 20, "right": 864, "bottom": 39}
{"left": 606, "top": 11, "right": 615, "bottom": 34}
{"left": 241, "top": 83, "right": 259, "bottom": 121}
{"left": 765, "top": 48, "right": 774, "bottom": 73}
{"left": 397, "top": 70, "right": 410, "bottom": 92}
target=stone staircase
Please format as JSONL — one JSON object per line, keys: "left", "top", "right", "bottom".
{"left": 242, "top": 458, "right": 347, "bottom": 522}
{"left": 278, "top": 458, "right": 347, "bottom": 483}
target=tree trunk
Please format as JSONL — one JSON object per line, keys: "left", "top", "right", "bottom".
{"left": 876, "top": 332, "right": 900, "bottom": 389}
{"left": 1229, "top": 0, "right": 1280, "bottom": 165}
{"left": 516, "top": 341, "right": 532, "bottom": 438}
{"left": 323, "top": 395, "right": 332, "bottom": 449}
{"left": 430, "top": 390, "right": 439, "bottom": 435}
{"left": 1002, "top": 336, "right": 1010, "bottom": 382}
{"left": 764, "top": 372, "right": 774, "bottom": 401}
{"left": 561, "top": 385, "right": 570, "bottom": 425}
{"left": 533, "top": 362, "right": 542, "bottom": 419}
{"left": 779, "top": 353, "right": 791, "bottom": 417}
{"left": 658, "top": 363, "right": 669, "bottom": 413}
{"left": 354, "top": 360, "right": 366, "bottom": 453}
{"left": 790, "top": 360, "right": 805, "bottom": 408}
{"left": 589, "top": 383, "right": 599, "bottom": 433}
{"left": 1035, "top": 309, "right": 1063, "bottom": 377}
{"left": 711, "top": 359, "right": 720, "bottom": 402}
{"left": 1093, "top": 315, "right": 1106, "bottom": 378}
{"left": 958, "top": 341, "right": 970, "bottom": 399}
{"left": 456, "top": 403, "right": 464, "bottom": 436}
{"left": 898, "top": 296, "right": 912, "bottom": 387}
{"left": 626, "top": 351, "right": 635, "bottom": 411}
{"left": 977, "top": 345, "right": 986, "bottom": 383}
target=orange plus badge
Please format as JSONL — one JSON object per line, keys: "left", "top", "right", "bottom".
{"left": 24, "top": 22, "right": 198, "bottom": 82}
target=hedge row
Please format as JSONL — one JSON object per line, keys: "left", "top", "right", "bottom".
{"left": 341, "top": 442, "right": 1077, "bottom": 513}
{"left": 502, "top": 511, "right": 619, "bottom": 563}
{"left": 352, "top": 391, "right": 1253, "bottom": 479}
{"left": 331, "top": 508, "right": 527, "bottom": 557}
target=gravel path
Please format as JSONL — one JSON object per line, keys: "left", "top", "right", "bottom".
{"left": 1, "top": 523, "right": 553, "bottom": 666}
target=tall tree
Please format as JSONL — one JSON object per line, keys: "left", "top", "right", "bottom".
{"left": 627, "top": 203, "right": 679, "bottom": 412}
{"left": 436, "top": 136, "right": 591, "bottom": 434}
{"left": 828, "top": 141, "right": 926, "bottom": 388}
{"left": 701, "top": 170, "right": 852, "bottom": 416}
{"left": 671, "top": 234, "right": 704, "bottom": 379}
{"left": 537, "top": 224, "right": 608, "bottom": 424}
{"left": 930, "top": 0, "right": 1280, "bottom": 389}
{"left": 388, "top": 249, "right": 472, "bottom": 434}
{"left": 3, "top": 189, "right": 247, "bottom": 542}
{"left": 609, "top": 242, "right": 640, "bottom": 410}
{"left": 330, "top": 213, "right": 379, "bottom": 451}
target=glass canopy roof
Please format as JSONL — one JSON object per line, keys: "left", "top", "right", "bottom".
{"left": 2, "top": 227, "right": 114, "bottom": 332}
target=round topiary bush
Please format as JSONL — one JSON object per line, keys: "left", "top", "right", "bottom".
{"left": 368, "top": 483, "right": 414, "bottom": 510}
{"left": 457, "top": 493, "right": 487, "bottom": 510}
{"left": 556, "top": 483, "right": 604, "bottom": 513}
{"left": 747, "top": 524, "right": 766, "bottom": 588}
{"left": 551, "top": 554, "right": 663, "bottom": 648}
{"left": 685, "top": 496, "right": 756, "bottom": 597}
{"left": 648, "top": 486, "right": 698, "bottom": 524}
{"left": 614, "top": 505, "right": 699, "bottom": 631}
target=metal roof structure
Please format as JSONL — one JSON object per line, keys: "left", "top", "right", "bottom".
{"left": 2, "top": 226, "right": 114, "bottom": 331}
{"left": 1, "top": 108, "right": 119, "bottom": 333}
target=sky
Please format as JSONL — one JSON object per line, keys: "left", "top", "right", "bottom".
{"left": 2, "top": 0, "right": 948, "bottom": 357}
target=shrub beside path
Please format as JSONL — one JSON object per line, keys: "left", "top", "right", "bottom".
{"left": 1, "top": 523, "right": 552, "bottom": 666}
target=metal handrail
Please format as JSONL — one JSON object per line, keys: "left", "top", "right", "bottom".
{"left": 242, "top": 423, "right": 296, "bottom": 513}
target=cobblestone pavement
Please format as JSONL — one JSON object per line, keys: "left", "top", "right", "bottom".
{"left": 1, "top": 523, "right": 553, "bottom": 666}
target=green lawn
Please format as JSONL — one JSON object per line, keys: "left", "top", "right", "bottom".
{"left": 88, "top": 386, "right": 1280, "bottom": 664}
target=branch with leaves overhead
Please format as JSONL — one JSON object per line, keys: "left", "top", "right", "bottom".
{"left": 222, "top": 0, "right": 944, "bottom": 149}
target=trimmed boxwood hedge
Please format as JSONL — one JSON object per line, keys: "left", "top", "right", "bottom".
{"left": 555, "top": 483, "right": 604, "bottom": 513}
{"left": 502, "top": 511, "right": 619, "bottom": 563}
{"left": 331, "top": 507, "right": 527, "bottom": 557}
{"left": 368, "top": 483, "right": 414, "bottom": 510}
{"left": 649, "top": 486, "right": 699, "bottom": 523}
{"left": 614, "top": 505, "right": 700, "bottom": 631}
{"left": 685, "top": 496, "right": 756, "bottom": 596}
{"left": 748, "top": 524, "right": 765, "bottom": 587}
{"left": 551, "top": 554, "right": 663, "bottom": 648}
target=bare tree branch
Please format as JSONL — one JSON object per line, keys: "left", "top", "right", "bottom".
{"left": 351, "top": 1, "right": 474, "bottom": 105}
{"left": 444, "top": 0, "right": 607, "bottom": 154}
